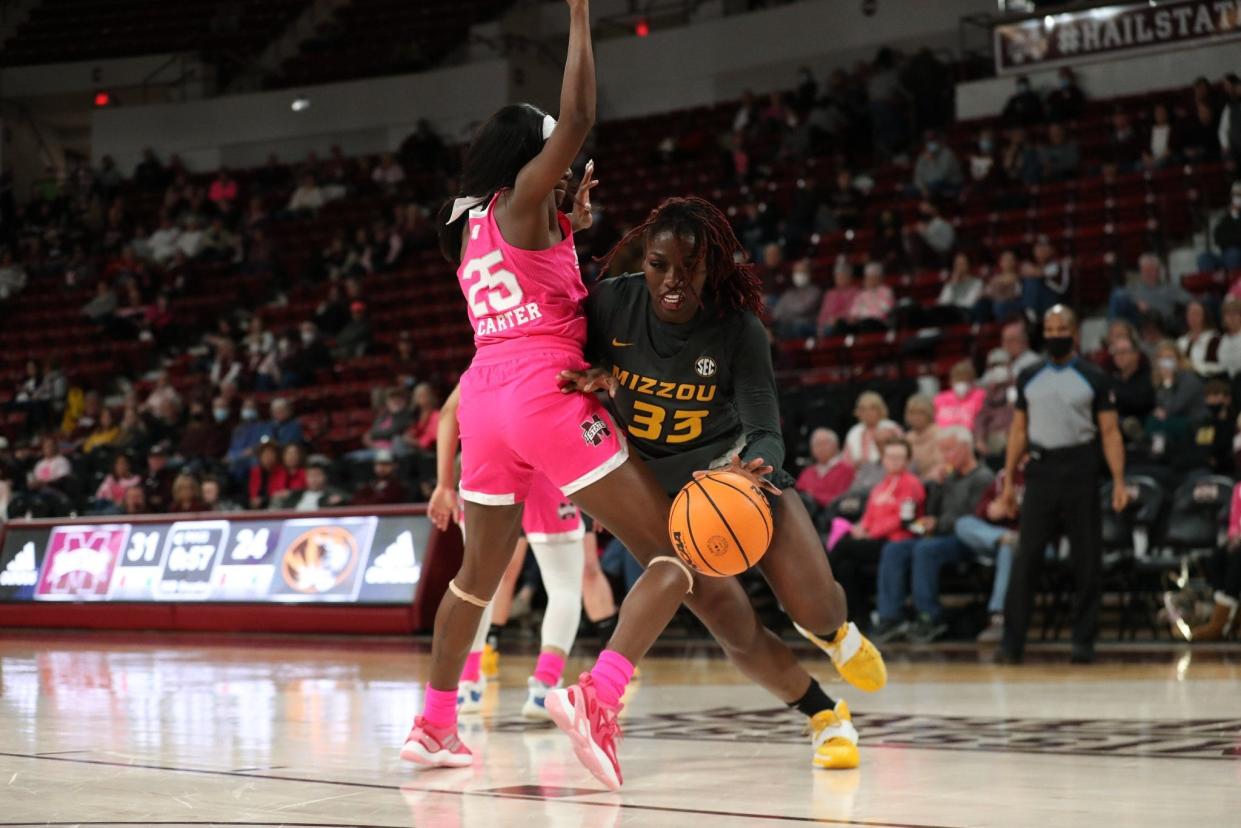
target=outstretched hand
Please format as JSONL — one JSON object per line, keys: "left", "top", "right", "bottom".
{"left": 570, "top": 159, "right": 599, "bottom": 232}
{"left": 558, "top": 365, "right": 618, "bottom": 397}
{"left": 695, "top": 454, "right": 782, "bottom": 496}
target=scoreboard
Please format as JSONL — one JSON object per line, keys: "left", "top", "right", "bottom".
{"left": 0, "top": 513, "right": 431, "bottom": 605}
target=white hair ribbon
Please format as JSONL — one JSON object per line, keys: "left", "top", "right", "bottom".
{"left": 543, "top": 114, "right": 557, "bottom": 140}
{"left": 446, "top": 195, "right": 485, "bottom": 225}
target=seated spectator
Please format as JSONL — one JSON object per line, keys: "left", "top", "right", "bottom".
{"left": 179, "top": 399, "right": 229, "bottom": 463}
{"left": 350, "top": 386, "right": 413, "bottom": 462}
{"left": 1001, "top": 75, "right": 1044, "bottom": 127}
{"left": 816, "top": 259, "right": 859, "bottom": 336}
{"left": 201, "top": 218, "right": 239, "bottom": 262}
{"left": 1108, "top": 335, "right": 1155, "bottom": 424}
{"left": 978, "top": 251, "right": 1024, "bottom": 323}
{"left": 95, "top": 453, "right": 139, "bottom": 507}
{"left": 934, "top": 360, "right": 986, "bottom": 432}
{"left": 1198, "top": 379, "right": 1235, "bottom": 474}
{"left": 903, "top": 395, "right": 941, "bottom": 480}
{"left": 201, "top": 475, "right": 242, "bottom": 512}
{"left": 81, "top": 280, "right": 118, "bottom": 321}
{"left": 873, "top": 427, "right": 994, "bottom": 643}
{"left": 372, "top": 153, "right": 406, "bottom": 191}
{"left": 142, "top": 444, "right": 174, "bottom": 513}
{"left": 287, "top": 174, "right": 325, "bottom": 214}
{"left": 208, "top": 169, "right": 239, "bottom": 209}
{"left": 904, "top": 200, "right": 955, "bottom": 268}
{"left": 974, "top": 348, "right": 1016, "bottom": 460}
{"left": 1001, "top": 318, "right": 1042, "bottom": 376}
{"left": 226, "top": 397, "right": 269, "bottom": 481}
{"left": 827, "top": 169, "right": 864, "bottom": 230}
{"left": 170, "top": 473, "right": 206, "bottom": 513}
{"left": 272, "top": 456, "right": 348, "bottom": 511}
{"left": 1198, "top": 181, "right": 1241, "bottom": 273}
{"left": 1177, "top": 300, "right": 1222, "bottom": 376}
{"left": 177, "top": 216, "right": 206, "bottom": 259}
{"left": 114, "top": 403, "right": 149, "bottom": 456}
{"left": 1146, "top": 340, "right": 1208, "bottom": 460}
{"left": 937, "top": 253, "right": 982, "bottom": 311}
{"left": 315, "top": 283, "right": 349, "bottom": 335}
{"left": 29, "top": 435, "right": 70, "bottom": 489}
{"left": 829, "top": 439, "right": 926, "bottom": 627}
{"left": 298, "top": 321, "right": 332, "bottom": 372}
{"left": 966, "top": 130, "right": 1000, "bottom": 190}
{"left": 122, "top": 485, "right": 147, "bottom": 515}
{"left": 407, "top": 383, "right": 442, "bottom": 452}
{"left": 1038, "top": 123, "right": 1080, "bottom": 181}
{"left": 268, "top": 398, "right": 304, "bottom": 446}
{"left": 771, "top": 260, "right": 822, "bottom": 338}
{"left": 209, "top": 339, "right": 243, "bottom": 389}
{"left": 1020, "top": 235, "right": 1070, "bottom": 319}
{"left": 146, "top": 214, "right": 181, "bottom": 264}
{"left": 1001, "top": 127, "right": 1040, "bottom": 185}
{"left": 1221, "top": 74, "right": 1241, "bottom": 167}
{"left": 955, "top": 458, "right": 1027, "bottom": 642}
{"left": 248, "top": 441, "right": 283, "bottom": 509}
{"left": 1218, "top": 299, "right": 1241, "bottom": 377}
{"left": 795, "top": 428, "right": 855, "bottom": 515}
{"left": 845, "top": 262, "right": 894, "bottom": 331}
{"left": 911, "top": 131, "right": 962, "bottom": 199}
{"left": 1186, "top": 481, "right": 1241, "bottom": 640}
{"left": 1108, "top": 252, "right": 1189, "bottom": 331}
{"left": 0, "top": 248, "right": 27, "bottom": 299}
{"left": 869, "top": 210, "right": 908, "bottom": 275}
{"left": 351, "top": 449, "right": 409, "bottom": 506}
{"left": 271, "top": 443, "right": 308, "bottom": 504}
{"left": 82, "top": 407, "right": 121, "bottom": 454}
{"left": 1180, "top": 100, "right": 1221, "bottom": 163}
{"left": 1045, "top": 66, "right": 1085, "bottom": 123}
{"left": 1143, "top": 103, "right": 1178, "bottom": 169}
{"left": 334, "top": 301, "right": 372, "bottom": 358}
{"left": 845, "top": 391, "right": 899, "bottom": 466}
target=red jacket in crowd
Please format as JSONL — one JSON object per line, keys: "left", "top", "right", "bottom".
{"left": 860, "top": 471, "right": 926, "bottom": 541}
{"left": 795, "top": 457, "right": 856, "bottom": 508}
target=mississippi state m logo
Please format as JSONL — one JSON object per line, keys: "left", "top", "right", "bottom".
{"left": 581, "top": 414, "right": 611, "bottom": 447}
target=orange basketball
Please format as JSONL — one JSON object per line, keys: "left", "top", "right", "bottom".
{"left": 667, "top": 470, "right": 773, "bottom": 577}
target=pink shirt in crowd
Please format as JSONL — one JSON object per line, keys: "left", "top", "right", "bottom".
{"left": 817, "top": 287, "right": 860, "bottom": 329}
{"left": 933, "top": 387, "right": 986, "bottom": 430}
{"left": 849, "top": 286, "right": 894, "bottom": 322}
{"left": 859, "top": 471, "right": 926, "bottom": 542}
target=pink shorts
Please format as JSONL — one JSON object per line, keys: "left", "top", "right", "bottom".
{"left": 457, "top": 348, "right": 627, "bottom": 505}
{"left": 522, "top": 474, "right": 584, "bottom": 542}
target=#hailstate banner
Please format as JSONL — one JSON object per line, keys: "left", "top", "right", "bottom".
{"left": 993, "top": 1, "right": 1241, "bottom": 74}
{"left": 0, "top": 514, "right": 430, "bottom": 604}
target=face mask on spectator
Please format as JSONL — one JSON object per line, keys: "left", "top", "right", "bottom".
{"left": 1158, "top": 357, "right": 1177, "bottom": 374}
{"left": 984, "top": 366, "right": 1010, "bottom": 387}
{"left": 952, "top": 381, "right": 971, "bottom": 398}
{"left": 792, "top": 270, "right": 811, "bottom": 289}
{"left": 1044, "top": 336, "right": 1073, "bottom": 359}
{"left": 241, "top": 407, "right": 258, "bottom": 421}
{"left": 979, "top": 137, "right": 993, "bottom": 153}
{"left": 926, "top": 141, "right": 940, "bottom": 153}
{"left": 213, "top": 408, "right": 229, "bottom": 423}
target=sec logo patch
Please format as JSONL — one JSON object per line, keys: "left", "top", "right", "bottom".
{"left": 695, "top": 356, "right": 717, "bottom": 377}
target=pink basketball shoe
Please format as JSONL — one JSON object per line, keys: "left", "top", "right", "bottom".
{"left": 544, "top": 673, "right": 623, "bottom": 791}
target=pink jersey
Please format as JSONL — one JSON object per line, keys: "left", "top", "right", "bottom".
{"left": 458, "top": 193, "right": 587, "bottom": 360}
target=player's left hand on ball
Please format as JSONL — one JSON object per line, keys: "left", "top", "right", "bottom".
{"left": 570, "top": 159, "right": 599, "bottom": 232}
{"left": 696, "top": 455, "right": 782, "bottom": 496}
{"left": 558, "top": 365, "right": 617, "bottom": 397}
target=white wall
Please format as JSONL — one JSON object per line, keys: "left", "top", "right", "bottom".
{"left": 91, "top": 59, "right": 510, "bottom": 173}
{"left": 0, "top": 54, "right": 206, "bottom": 99}
{"left": 956, "top": 39, "right": 1241, "bottom": 120}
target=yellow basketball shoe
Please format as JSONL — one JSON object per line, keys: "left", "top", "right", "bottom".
{"left": 809, "top": 700, "right": 860, "bottom": 769}
{"left": 480, "top": 643, "right": 500, "bottom": 679}
{"left": 795, "top": 621, "right": 887, "bottom": 693}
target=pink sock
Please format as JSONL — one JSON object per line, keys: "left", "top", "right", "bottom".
{"left": 533, "top": 651, "right": 566, "bottom": 686}
{"left": 422, "top": 687, "right": 459, "bottom": 729}
{"left": 589, "top": 649, "right": 634, "bottom": 710}
{"left": 460, "top": 650, "right": 482, "bottom": 683}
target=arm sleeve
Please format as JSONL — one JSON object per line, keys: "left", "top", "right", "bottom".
{"left": 732, "top": 315, "right": 785, "bottom": 473}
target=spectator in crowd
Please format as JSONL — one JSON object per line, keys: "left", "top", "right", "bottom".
{"left": 1198, "top": 379, "right": 1234, "bottom": 473}
{"left": 351, "top": 386, "right": 412, "bottom": 461}
{"left": 226, "top": 397, "right": 268, "bottom": 480}
{"left": 201, "top": 475, "right": 241, "bottom": 512}
{"left": 1001, "top": 127, "right": 1040, "bottom": 186}
{"left": 143, "top": 371, "right": 182, "bottom": 417}
{"left": 1198, "top": 181, "right": 1241, "bottom": 273}
{"left": 115, "top": 404, "right": 149, "bottom": 456}
{"left": 1001, "top": 318, "right": 1041, "bottom": 376}
{"left": 1144, "top": 103, "right": 1177, "bottom": 169}
{"left": 873, "top": 426, "right": 995, "bottom": 643}
{"left": 122, "top": 485, "right": 147, "bottom": 515}
{"left": 268, "top": 398, "right": 303, "bottom": 446}
{"left": 827, "top": 169, "right": 864, "bottom": 230}
{"left": 1181, "top": 100, "right": 1222, "bottom": 163}
{"left": 771, "top": 259, "right": 822, "bottom": 338}
{"left": 406, "top": 382, "right": 442, "bottom": 452}
{"left": 1039, "top": 123, "right": 1080, "bottom": 181}
{"left": 248, "top": 441, "right": 283, "bottom": 509}
{"left": 955, "top": 457, "right": 1027, "bottom": 643}
{"left": 795, "top": 428, "right": 855, "bottom": 516}
{"left": 0, "top": 248, "right": 27, "bottom": 299}
{"left": 829, "top": 439, "right": 926, "bottom": 627}
{"left": 169, "top": 473, "right": 205, "bottom": 513}
{"left": 372, "top": 153, "right": 406, "bottom": 191}
{"left": 1217, "top": 299, "right": 1241, "bottom": 377}
{"left": 869, "top": 209, "right": 908, "bottom": 275}
{"left": 1146, "top": 340, "right": 1207, "bottom": 460}
{"left": 179, "top": 398, "right": 229, "bottom": 463}
{"left": 816, "top": 259, "right": 859, "bottom": 335}
{"left": 937, "top": 252, "right": 982, "bottom": 312}
{"left": 845, "top": 391, "right": 898, "bottom": 466}
{"left": 1187, "top": 481, "right": 1241, "bottom": 640}
{"left": 142, "top": 444, "right": 174, "bottom": 513}
{"left": 208, "top": 168, "right": 238, "bottom": 209}
{"left": 979, "top": 251, "right": 1025, "bottom": 323}
{"left": 846, "top": 262, "right": 894, "bottom": 331}
{"left": 1001, "top": 75, "right": 1044, "bottom": 127}
{"left": 903, "top": 394, "right": 942, "bottom": 480}
{"left": 81, "top": 279, "right": 118, "bottom": 322}
{"left": 905, "top": 200, "right": 955, "bottom": 268}
{"left": 351, "top": 449, "right": 409, "bottom": 505}
{"left": 134, "top": 148, "right": 167, "bottom": 191}
{"left": 911, "top": 132, "right": 962, "bottom": 198}
{"left": 934, "top": 360, "right": 986, "bottom": 432}
{"left": 94, "top": 453, "right": 139, "bottom": 508}
{"left": 82, "top": 408, "right": 121, "bottom": 454}
{"left": 1045, "top": 66, "right": 1085, "bottom": 123}
{"left": 146, "top": 214, "right": 182, "bottom": 264}
{"left": 975, "top": 348, "right": 1016, "bottom": 461}
{"left": 1177, "top": 300, "right": 1221, "bottom": 376}
{"left": 272, "top": 443, "right": 308, "bottom": 503}
{"left": 1219, "top": 74, "right": 1241, "bottom": 166}
{"left": 1109, "top": 252, "right": 1190, "bottom": 331}
{"left": 1108, "top": 334, "right": 1155, "bottom": 424}
{"left": 967, "top": 130, "right": 1000, "bottom": 191}
{"left": 29, "top": 435, "right": 70, "bottom": 489}
{"left": 298, "top": 321, "right": 332, "bottom": 371}
{"left": 287, "top": 174, "right": 326, "bottom": 214}
{"left": 1021, "top": 235, "right": 1071, "bottom": 319}
{"left": 1110, "top": 108, "right": 1144, "bottom": 171}
{"left": 273, "top": 455, "right": 348, "bottom": 511}
{"left": 334, "top": 301, "right": 372, "bottom": 358}
{"left": 209, "top": 339, "right": 243, "bottom": 390}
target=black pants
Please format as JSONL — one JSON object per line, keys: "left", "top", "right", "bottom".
{"left": 1003, "top": 444, "right": 1103, "bottom": 656}
{"left": 1206, "top": 545, "right": 1241, "bottom": 601}
{"left": 830, "top": 537, "right": 886, "bottom": 628}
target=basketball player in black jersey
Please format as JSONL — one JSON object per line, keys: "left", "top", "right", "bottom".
{"left": 557, "top": 196, "right": 887, "bottom": 773}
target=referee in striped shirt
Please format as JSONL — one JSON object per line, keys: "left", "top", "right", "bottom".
{"left": 998, "top": 306, "right": 1129, "bottom": 664}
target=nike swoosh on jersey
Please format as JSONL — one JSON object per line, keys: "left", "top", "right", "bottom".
{"left": 612, "top": 339, "right": 633, "bottom": 347}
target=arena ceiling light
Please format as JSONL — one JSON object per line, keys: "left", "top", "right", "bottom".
{"left": 291, "top": 97, "right": 311, "bottom": 113}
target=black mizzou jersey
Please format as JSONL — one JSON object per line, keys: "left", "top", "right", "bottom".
{"left": 585, "top": 273, "right": 785, "bottom": 496}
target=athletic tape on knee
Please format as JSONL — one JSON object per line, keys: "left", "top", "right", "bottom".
{"left": 448, "top": 579, "right": 491, "bottom": 608}
{"left": 531, "top": 539, "right": 585, "bottom": 654}
{"left": 649, "top": 555, "right": 694, "bottom": 594}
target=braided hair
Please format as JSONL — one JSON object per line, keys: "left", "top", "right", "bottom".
{"left": 599, "top": 196, "right": 764, "bottom": 316}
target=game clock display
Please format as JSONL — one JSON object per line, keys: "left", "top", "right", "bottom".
{"left": 0, "top": 514, "right": 430, "bottom": 604}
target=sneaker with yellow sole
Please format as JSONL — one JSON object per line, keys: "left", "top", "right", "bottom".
{"left": 809, "top": 700, "right": 859, "bottom": 770}
{"left": 795, "top": 621, "right": 887, "bottom": 693}
{"left": 480, "top": 642, "right": 500, "bottom": 678}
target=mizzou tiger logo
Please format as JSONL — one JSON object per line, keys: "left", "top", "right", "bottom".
{"left": 281, "top": 525, "right": 360, "bottom": 594}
